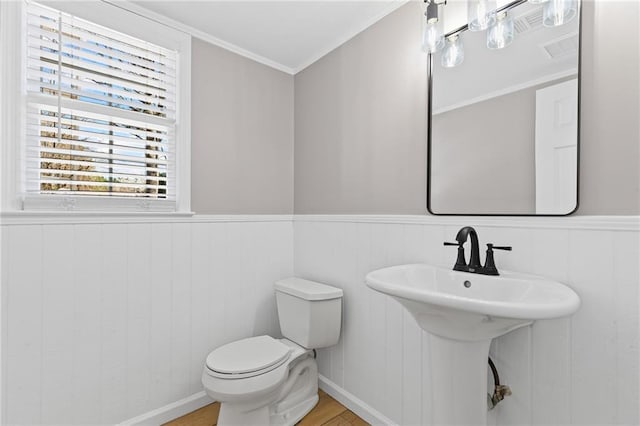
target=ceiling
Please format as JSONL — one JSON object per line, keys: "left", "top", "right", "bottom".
{"left": 127, "top": 0, "right": 407, "bottom": 74}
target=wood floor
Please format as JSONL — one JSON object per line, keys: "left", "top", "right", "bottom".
{"left": 163, "top": 390, "right": 369, "bottom": 426}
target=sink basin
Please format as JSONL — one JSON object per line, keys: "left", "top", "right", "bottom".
{"left": 365, "top": 263, "right": 580, "bottom": 341}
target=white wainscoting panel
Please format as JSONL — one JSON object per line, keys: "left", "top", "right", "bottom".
{"left": 294, "top": 217, "right": 639, "bottom": 426}
{"left": 1, "top": 214, "right": 637, "bottom": 425}
{"left": 1, "top": 216, "right": 293, "bottom": 425}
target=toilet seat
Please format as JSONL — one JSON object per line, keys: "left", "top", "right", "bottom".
{"left": 203, "top": 338, "right": 309, "bottom": 403}
{"left": 206, "top": 336, "right": 292, "bottom": 379}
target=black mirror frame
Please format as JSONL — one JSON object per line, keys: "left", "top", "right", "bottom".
{"left": 426, "top": 0, "right": 582, "bottom": 217}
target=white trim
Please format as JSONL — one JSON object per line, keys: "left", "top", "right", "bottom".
{"left": 102, "top": 0, "right": 295, "bottom": 75}
{"left": 318, "top": 375, "right": 398, "bottom": 426}
{"left": 117, "top": 391, "right": 212, "bottom": 426}
{"left": 176, "top": 32, "right": 192, "bottom": 213}
{"left": 0, "top": 212, "right": 293, "bottom": 225}
{"left": 291, "top": 0, "right": 409, "bottom": 74}
{"left": 2, "top": 213, "right": 638, "bottom": 230}
{"left": 293, "top": 215, "right": 640, "bottom": 232}
{"left": 433, "top": 69, "right": 578, "bottom": 115}
{"left": 0, "top": 1, "right": 24, "bottom": 213}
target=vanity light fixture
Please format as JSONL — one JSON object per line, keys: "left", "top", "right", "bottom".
{"left": 425, "top": 0, "right": 578, "bottom": 68}
{"left": 422, "top": 0, "right": 445, "bottom": 53}
{"left": 468, "top": 0, "right": 497, "bottom": 31}
{"left": 442, "top": 34, "right": 465, "bottom": 67}
{"left": 487, "top": 11, "right": 514, "bottom": 49}
{"left": 543, "top": 0, "right": 578, "bottom": 27}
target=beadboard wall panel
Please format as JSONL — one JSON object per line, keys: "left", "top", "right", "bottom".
{"left": 2, "top": 215, "right": 637, "bottom": 425}
{"left": 1, "top": 218, "right": 293, "bottom": 426}
{"left": 294, "top": 218, "right": 639, "bottom": 426}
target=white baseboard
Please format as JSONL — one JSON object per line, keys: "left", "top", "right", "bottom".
{"left": 117, "top": 378, "right": 390, "bottom": 426}
{"left": 117, "top": 391, "right": 213, "bottom": 426}
{"left": 318, "top": 375, "right": 397, "bottom": 426}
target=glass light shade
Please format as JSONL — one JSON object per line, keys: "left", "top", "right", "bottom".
{"left": 422, "top": 16, "right": 444, "bottom": 53}
{"left": 441, "top": 35, "right": 464, "bottom": 68}
{"left": 487, "top": 11, "right": 514, "bottom": 49}
{"left": 468, "top": 0, "right": 497, "bottom": 31}
{"left": 543, "top": 0, "right": 578, "bottom": 27}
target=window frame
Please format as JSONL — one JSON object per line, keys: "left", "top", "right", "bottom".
{"left": 0, "top": 0, "right": 192, "bottom": 214}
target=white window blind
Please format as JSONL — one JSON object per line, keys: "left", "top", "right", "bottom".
{"left": 25, "top": 1, "right": 178, "bottom": 207}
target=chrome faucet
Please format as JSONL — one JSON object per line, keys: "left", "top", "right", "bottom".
{"left": 444, "top": 226, "right": 511, "bottom": 275}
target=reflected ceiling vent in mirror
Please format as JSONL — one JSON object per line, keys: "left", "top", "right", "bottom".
{"left": 513, "top": 7, "right": 544, "bottom": 35}
{"left": 540, "top": 33, "right": 579, "bottom": 59}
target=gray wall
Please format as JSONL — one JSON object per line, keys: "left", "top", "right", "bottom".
{"left": 579, "top": 0, "right": 640, "bottom": 215}
{"left": 191, "top": 38, "right": 294, "bottom": 214}
{"left": 293, "top": 1, "right": 640, "bottom": 215}
{"left": 431, "top": 86, "right": 536, "bottom": 214}
{"left": 294, "top": 2, "right": 428, "bottom": 214}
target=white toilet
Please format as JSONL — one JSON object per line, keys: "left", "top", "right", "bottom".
{"left": 202, "top": 277, "right": 343, "bottom": 426}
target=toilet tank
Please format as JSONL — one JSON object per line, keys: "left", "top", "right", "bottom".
{"left": 274, "top": 277, "right": 343, "bottom": 349}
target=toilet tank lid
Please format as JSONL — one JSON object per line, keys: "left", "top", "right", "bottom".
{"left": 275, "top": 277, "right": 343, "bottom": 301}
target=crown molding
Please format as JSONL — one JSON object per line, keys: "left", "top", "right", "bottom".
{"left": 103, "top": 0, "right": 409, "bottom": 76}
{"left": 101, "top": 0, "right": 296, "bottom": 74}
{"left": 292, "top": 0, "right": 410, "bottom": 74}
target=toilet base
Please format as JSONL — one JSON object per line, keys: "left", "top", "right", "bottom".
{"left": 270, "top": 392, "right": 318, "bottom": 426}
{"left": 214, "top": 350, "right": 320, "bottom": 426}
{"left": 216, "top": 392, "right": 319, "bottom": 426}
{"left": 218, "top": 403, "right": 271, "bottom": 426}
{"left": 270, "top": 352, "right": 318, "bottom": 425}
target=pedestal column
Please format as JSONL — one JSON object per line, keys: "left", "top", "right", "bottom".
{"left": 427, "top": 334, "right": 491, "bottom": 426}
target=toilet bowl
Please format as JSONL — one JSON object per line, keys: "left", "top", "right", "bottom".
{"left": 202, "top": 277, "right": 343, "bottom": 426}
{"left": 203, "top": 337, "right": 318, "bottom": 425}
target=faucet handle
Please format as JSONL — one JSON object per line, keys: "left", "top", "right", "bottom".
{"left": 483, "top": 244, "right": 512, "bottom": 276}
{"left": 487, "top": 244, "right": 512, "bottom": 251}
{"left": 444, "top": 241, "right": 467, "bottom": 271}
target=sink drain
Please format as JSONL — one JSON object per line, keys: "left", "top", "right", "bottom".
{"left": 463, "top": 280, "right": 472, "bottom": 288}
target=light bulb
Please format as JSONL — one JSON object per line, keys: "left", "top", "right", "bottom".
{"left": 422, "top": 2, "right": 444, "bottom": 53}
{"left": 543, "top": 0, "right": 578, "bottom": 27}
{"left": 487, "top": 11, "right": 514, "bottom": 49}
{"left": 468, "top": 0, "right": 497, "bottom": 32}
{"left": 441, "top": 35, "right": 464, "bottom": 68}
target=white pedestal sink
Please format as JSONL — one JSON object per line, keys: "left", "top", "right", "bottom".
{"left": 365, "top": 264, "right": 580, "bottom": 425}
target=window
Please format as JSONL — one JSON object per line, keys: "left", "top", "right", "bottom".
{"left": 0, "top": 1, "right": 190, "bottom": 213}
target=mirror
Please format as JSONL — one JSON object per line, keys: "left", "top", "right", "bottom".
{"left": 427, "top": 0, "right": 580, "bottom": 215}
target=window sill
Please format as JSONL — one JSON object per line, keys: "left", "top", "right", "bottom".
{"left": 0, "top": 210, "right": 196, "bottom": 225}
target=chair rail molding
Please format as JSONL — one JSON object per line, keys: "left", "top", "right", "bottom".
{"left": 293, "top": 214, "right": 640, "bottom": 231}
